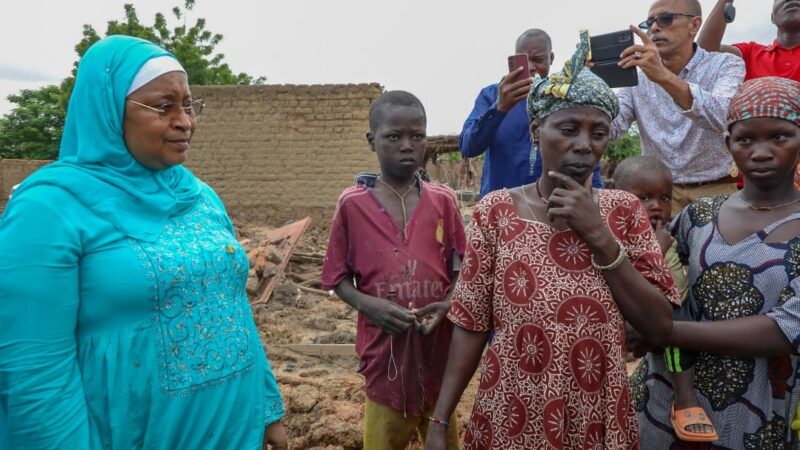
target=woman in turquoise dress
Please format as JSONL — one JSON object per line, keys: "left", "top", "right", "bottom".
{"left": 0, "top": 36, "right": 286, "bottom": 449}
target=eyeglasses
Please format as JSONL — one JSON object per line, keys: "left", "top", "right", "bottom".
{"left": 127, "top": 99, "right": 205, "bottom": 120}
{"left": 638, "top": 12, "right": 697, "bottom": 30}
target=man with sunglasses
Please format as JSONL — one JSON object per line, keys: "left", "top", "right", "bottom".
{"left": 610, "top": 0, "right": 745, "bottom": 213}
{"left": 698, "top": 0, "right": 800, "bottom": 83}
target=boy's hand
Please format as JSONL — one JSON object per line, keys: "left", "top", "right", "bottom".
{"left": 362, "top": 297, "right": 416, "bottom": 335}
{"left": 412, "top": 301, "right": 451, "bottom": 335}
{"left": 423, "top": 422, "right": 448, "bottom": 450}
{"left": 497, "top": 68, "right": 533, "bottom": 113}
{"left": 653, "top": 218, "right": 674, "bottom": 255}
{"left": 263, "top": 421, "right": 288, "bottom": 450}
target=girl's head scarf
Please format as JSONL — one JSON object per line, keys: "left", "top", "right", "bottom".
{"left": 727, "top": 76, "right": 800, "bottom": 130}
{"left": 527, "top": 30, "right": 619, "bottom": 122}
{"left": 5, "top": 35, "right": 200, "bottom": 242}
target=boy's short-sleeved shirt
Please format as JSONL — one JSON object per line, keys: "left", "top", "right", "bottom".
{"left": 321, "top": 178, "right": 466, "bottom": 415}
{"left": 734, "top": 40, "right": 800, "bottom": 82}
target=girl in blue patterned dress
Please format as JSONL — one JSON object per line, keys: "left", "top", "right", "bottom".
{"left": 0, "top": 36, "right": 286, "bottom": 449}
{"left": 632, "top": 77, "right": 800, "bottom": 449}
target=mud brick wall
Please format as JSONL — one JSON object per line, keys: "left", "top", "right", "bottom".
{"left": 186, "top": 84, "right": 382, "bottom": 226}
{"left": 0, "top": 159, "right": 51, "bottom": 213}
{"left": 0, "top": 84, "right": 383, "bottom": 225}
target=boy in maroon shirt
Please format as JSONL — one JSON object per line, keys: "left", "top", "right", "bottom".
{"left": 321, "top": 91, "right": 466, "bottom": 449}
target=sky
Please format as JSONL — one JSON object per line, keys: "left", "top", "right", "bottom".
{"left": 0, "top": 0, "right": 775, "bottom": 135}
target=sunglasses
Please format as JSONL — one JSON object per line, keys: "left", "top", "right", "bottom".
{"left": 638, "top": 12, "right": 697, "bottom": 30}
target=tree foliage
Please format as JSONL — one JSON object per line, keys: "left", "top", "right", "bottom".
{"left": 0, "top": 86, "right": 65, "bottom": 160}
{"left": 0, "top": 0, "right": 264, "bottom": 160}
{"left": 74, "top": 1, "right": 264, "bottom": 87}
{"left": 603, "top": 130, "right": 642, "bottom": 163}
{"left": 602, "top": 130, "right": 642, "bottom": 184}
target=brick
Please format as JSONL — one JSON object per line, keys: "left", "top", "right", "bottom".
{"left": 1, "top": 84, "right": 387, "bottom": 221}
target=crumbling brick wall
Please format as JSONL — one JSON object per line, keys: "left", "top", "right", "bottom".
{"left": 187, "top": 84, "right": 382, "bottom": 226}
{"left": 0, "top": 159, "right": 51, "bottom": 212}
{"left": 0, "top": 84, "right": 382, "bottom": 225}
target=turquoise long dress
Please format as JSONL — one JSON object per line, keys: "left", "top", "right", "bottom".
{"left": 0, "top": 181, "right": 284, "bottom": 449}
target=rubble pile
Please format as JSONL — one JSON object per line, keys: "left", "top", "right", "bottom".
{"left": 237, "top": 219, "right": 479, "bottom": 449}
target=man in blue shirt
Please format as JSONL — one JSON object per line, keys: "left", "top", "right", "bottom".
{"left": 460, "top": 29, "right": 602, "bottom": 198}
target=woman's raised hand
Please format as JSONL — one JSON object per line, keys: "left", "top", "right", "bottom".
{"left": 546, "top": 172, "right": 605, "bottom": 241}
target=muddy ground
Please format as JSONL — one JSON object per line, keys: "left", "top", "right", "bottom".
{"left": 239, "top": 223, "right": 478, "bottom": 449}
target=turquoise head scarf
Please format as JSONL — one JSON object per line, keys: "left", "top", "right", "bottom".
{"left": 6, "top": 35, "right": 200, "bottom": 242}
{"left": 527, "top": 30, "right": 620, "bottom": 122}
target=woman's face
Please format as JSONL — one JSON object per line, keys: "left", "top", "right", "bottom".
{"left": 532, "top": 106, "right": 611, "bottom": 184}
{"left": 123, "top": 71, "right": 196, "bottom": 170}
{"left": 728, "top": 117, "right": 800, "bottom": 190}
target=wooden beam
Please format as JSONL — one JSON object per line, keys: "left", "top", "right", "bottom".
{"left": 252, "top": 217, "right": 312, "bottom": 305}
{"left": 296, "top": 285, "right": 331, "bottom": 296}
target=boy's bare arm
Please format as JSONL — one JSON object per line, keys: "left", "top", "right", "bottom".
{"left": 333, "top": 278, "right": 416, "bottom": 335}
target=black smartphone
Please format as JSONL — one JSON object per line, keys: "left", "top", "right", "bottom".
{"left": 589, "top": 29, "right": 638, "bottom": 88}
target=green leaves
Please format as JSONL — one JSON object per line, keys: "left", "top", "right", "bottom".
{"left": 0, "top": 86, "right": 66, "bottom": 160}
{"left": 0, "top": 1, "right": 265, "bottom": 160}
{"left": 603, "top": 131, "right": 641, "bottom": 163}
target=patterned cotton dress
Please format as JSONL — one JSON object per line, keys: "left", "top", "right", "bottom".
{"left": 632, "top": 195, "right": 800, "bottom": 449}
{"left": 448, "top": 189, "right": 679, "bottom": 450}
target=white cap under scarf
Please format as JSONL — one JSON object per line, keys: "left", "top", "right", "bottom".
{"left": 126, "top": 56, "right": 187, "bottom": 96}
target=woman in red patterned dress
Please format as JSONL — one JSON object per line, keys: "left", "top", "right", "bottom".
{"left": 424, "top": 32, "right": 679, "bottom": 450}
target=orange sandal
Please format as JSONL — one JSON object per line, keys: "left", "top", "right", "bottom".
{"left": 671, "top": 404, "right": 719, "bottom": 442}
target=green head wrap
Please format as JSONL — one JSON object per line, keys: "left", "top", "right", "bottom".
{"left": 527, "top": 30, "right": 620, "bottom": 122}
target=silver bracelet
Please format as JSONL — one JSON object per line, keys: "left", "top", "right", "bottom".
{"left": 591, "top": 241, "right": 626, "bottom": 271}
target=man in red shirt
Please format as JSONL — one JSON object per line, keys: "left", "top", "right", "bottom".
{"left": 698, "top": 0, "right": 800, "bottom": 82}
{"left": 698, "top": 0, "right": 800, "bottom": 188}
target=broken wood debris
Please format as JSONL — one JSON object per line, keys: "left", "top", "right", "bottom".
{"left": 296, "top": 285, "right": 331, "bottom": 296}
{"left": 243, "top": 217, "right": 312, "bottom": 305}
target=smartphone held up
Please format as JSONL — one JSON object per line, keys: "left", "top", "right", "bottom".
{"left": 589, "top": 29, "right": 638, "bottom": 88}
{"left": 507, "top": 54, "right": 531, "bottom": 84}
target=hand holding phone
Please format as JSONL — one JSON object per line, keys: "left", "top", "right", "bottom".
{"left": 507, "top": 54, "right": 531, "bottom": 84}
{"left": 497, "top": 54, "right": 533, "bottom": 112}
{"left": 589, "top": 30, "right": 638, "bottom": 88}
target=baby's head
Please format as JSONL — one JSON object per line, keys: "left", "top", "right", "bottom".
{"left": 613, "top": 156, "right": 673, "bottom": 226}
